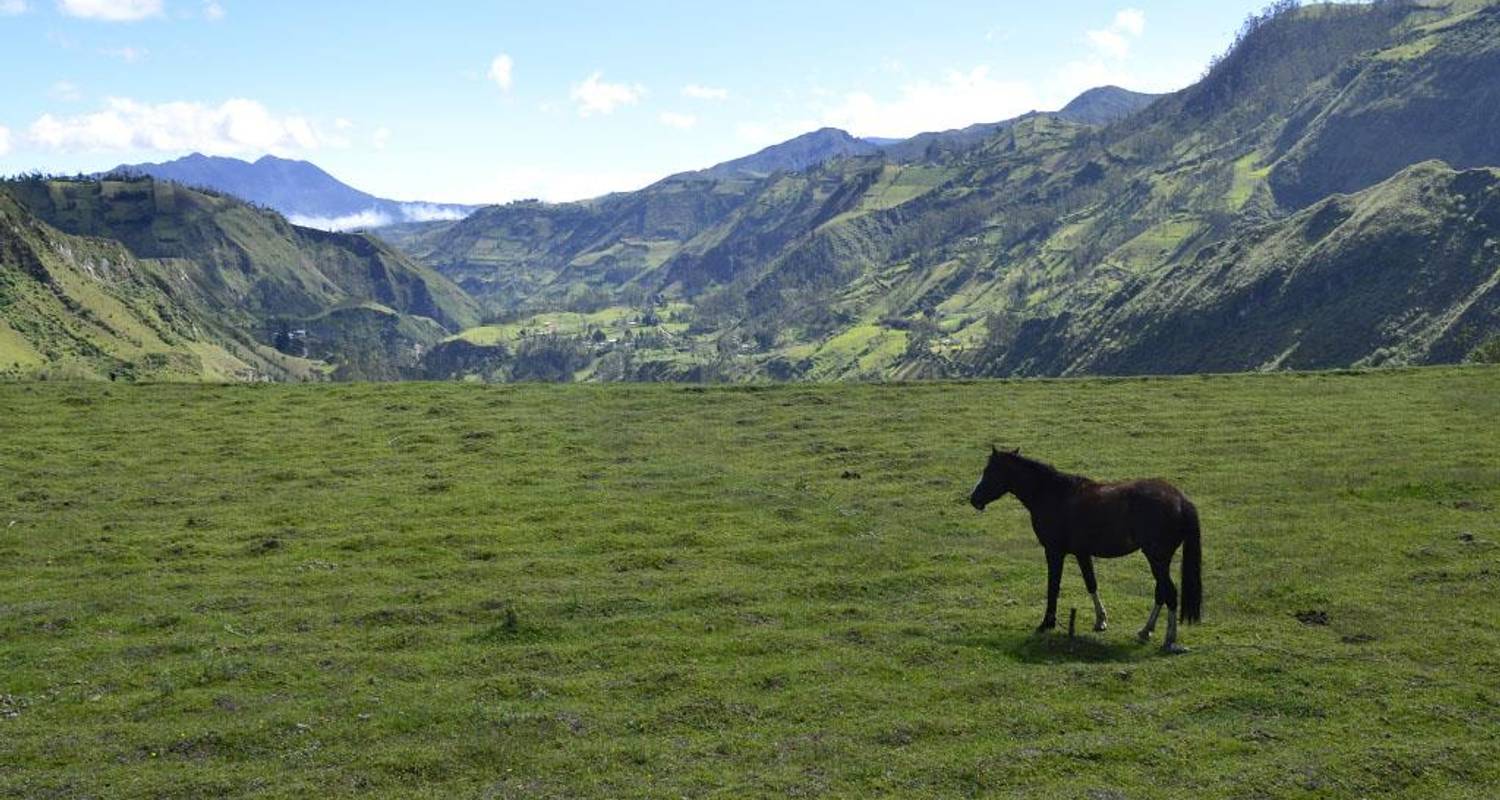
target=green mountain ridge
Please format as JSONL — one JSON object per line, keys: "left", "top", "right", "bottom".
{"left": 391, "top": 0, "right": 1500, "bottom": 382}
{"left": 0, "top": 176, "right": 479, "bottom": 380}
{"left": 5, "top": 1, "right": 1499, "bottom": 383}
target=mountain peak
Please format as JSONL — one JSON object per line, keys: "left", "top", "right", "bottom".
{"left": 700, "top": 127, "right": 881, "bottom": 179}
{"left": 108, "top": 153, "right": 477, "bottom": 230}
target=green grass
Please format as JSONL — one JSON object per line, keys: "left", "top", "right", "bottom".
{"left": 1109, "top": 217, "right": 1208, "bottom": 271}
{"left": 2, "top": 367, "right": 1499, "bottom": 798}
{"left": 1228, "top": 152, "right": 1271, "bottom": 210}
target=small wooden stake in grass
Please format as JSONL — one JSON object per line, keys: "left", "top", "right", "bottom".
{"left": 1068, "top": 608, "right": 1077, "bottom": 638}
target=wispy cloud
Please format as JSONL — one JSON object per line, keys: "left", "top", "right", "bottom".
{"left": 57, "top": 0, "right": 162, "bottom": 21}
{"left": 682, "top": 84, "right": 728, "bottom": 101}
{"left": 1087, "top": 9, "right": 1146, "bottom": 60}
{"left": 658, "top": 111, "right": 697, "bottom": 130}
{"left": 372, "top": 127, "right": 391, "bottom": 150}
{"left": 287, "top": 203, "right": 469, "bottom": 232}
{"left": 49, "top": 80, "right": 83, "bottom": 101}
{"left": 26, "top": 97, "right": 341, "bottom": 156}
{"left": 1, "top": 0, "right": 30, "bottom": 16}
{"left": 202, "top": 0, "right": 224, "bottom": 20}
{"left": 570, "top": 72, "right": 645, "bottom": 117}
{"left": 0, "top": 126, "right": 11, "bottom": 157}
{"left": 398, "top": 203, "right": 469, "bottom": 223}
{"left": 488, "top": 53, "right": 514, "bottom": 92}
{"left": 287, "top": 210, "right": 394, "bottom": 232}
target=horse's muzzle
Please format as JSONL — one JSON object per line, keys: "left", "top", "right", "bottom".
{"left": 969, "top": 496, "right": 986, "bottom": 512}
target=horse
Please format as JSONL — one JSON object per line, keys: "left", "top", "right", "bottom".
{"left": 968, "top": 447, "right": 1202, "bottom": 653}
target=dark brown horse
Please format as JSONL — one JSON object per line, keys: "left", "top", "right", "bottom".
{"left": 969, "top": 447, "right": 1202, "bottom": 652}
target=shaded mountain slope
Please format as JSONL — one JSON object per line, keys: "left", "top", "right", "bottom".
{"left": 983, "top": 161, "right": 1500, "bottom": 375}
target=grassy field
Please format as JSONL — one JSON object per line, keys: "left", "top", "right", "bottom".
{"left": 2, "top": 368, "right": 1498, "bottom": 798}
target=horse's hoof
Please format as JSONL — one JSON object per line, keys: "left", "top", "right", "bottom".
{"left": 1137, "top": 630, "right": 1151, "bottom": 643}
{"left": 1161, "top": 642, "right": 1189, "bottom": 655}
{"left": 1094, "top": 620, "right": 1109, "bottom": 632}
{"left": 1034, "top": 621, "right": 1056, "bottom": 634}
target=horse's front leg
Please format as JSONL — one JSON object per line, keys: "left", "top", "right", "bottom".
{"left": 1037, "top": 548, "right": 1065, "bottom": 633}
{"left": 1076, "top": 553, "right": 1108, "bottom": 631}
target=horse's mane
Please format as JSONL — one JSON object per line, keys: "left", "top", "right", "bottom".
{"left": 1005, "top": 452, "right": 1090, "bottom": 488}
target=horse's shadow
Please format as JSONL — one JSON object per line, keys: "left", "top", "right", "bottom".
{"left": 952, "top": 631, "right": 1149, "bottom": 664}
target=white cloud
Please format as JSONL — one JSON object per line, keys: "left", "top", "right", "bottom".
{"left": 287, "top": 210, "right": 393, "bottom": 232}
{"left": 487, "top": 53, "right": 513, "bottom": 92}
{"left": 1114, "top": 9, "right": 1146, "bottom": 37}
{"left": 1087, "top": 9, "right": 1146, "bottom": 60}
{"left": 100, "top": 46, "right": 148, "bottom": 62}
{"left": 0, "top": 126, "right": 11, "bottom": 157}
{"left": 202, "top": 0, "right": 224, "bottom": 20}
{"left": 682, "top": 84, "right": 728, "bottom": 101}
{"left": 26, "top": 97, "right": 339, "bottom": 156}
{"left": 570, "top": 72, "right": 645, "bottom": 117}
{"left": 287, "top": 203, "right": 471, "bottom": 231}
{"left": 57, "top": 0, "right": 162, "bottom": 21}
{"left": 659, "top": 111, "right": 697, "bottom": 130}
{"left": 1, "top": 0, "right": 29, "bottom": 15}
{"left": 398, "top": 203, "right": 469, "bottom": 222}
{"left": 818, "top": 66, "right": 1040, "bottom": 138}
{"left": 372, "top": 127, "right": 391, "bottom": 150}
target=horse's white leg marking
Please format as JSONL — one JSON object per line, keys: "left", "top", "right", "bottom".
{"left": 1090, "top": 591, "right": 1108, "bottom": 631}
{"left": 1137, "top": 604, "right": 1162, "bottom": 642}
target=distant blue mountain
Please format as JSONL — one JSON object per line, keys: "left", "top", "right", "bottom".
{"left": 110, "top": 153, "right": 478, "bottom": 231}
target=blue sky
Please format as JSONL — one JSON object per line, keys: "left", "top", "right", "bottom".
{"left": 2, "top": 1, "right": 1286, "bottom": 204}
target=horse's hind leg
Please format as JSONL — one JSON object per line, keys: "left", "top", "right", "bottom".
{"left": 1143, "top": 553, "right": 1186, "bottom": 653}
{"left": 1137, "top": 603, "right": 1163, "bottom": 643}
{"left": 1076, "top": 553, "right": 1108, "bottom": 631}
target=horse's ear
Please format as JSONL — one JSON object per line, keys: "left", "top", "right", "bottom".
{"left": 991, "top": 444, "right": 1000, "bottom": 455}
{"left": 1010, "top": 447, "right": 1021, "bottom": 455}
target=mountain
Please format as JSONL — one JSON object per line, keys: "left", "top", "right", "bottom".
{"left": 111, "top": 154, "right": 478, "bottom": 231}
{"left": 697, "top": 128, "right": 884, "bottom": 180}
{"left": 394, "top": 0, "right": 1500, "bottom": 382}
{"left": 1055, "top": 85, "right": 1165, "bottom": 124}
{"left": 0, "top": 175, "right": 480, "bottom": 381}
{"left": 391, "top": 85, "right": 1164, "bottom": 312}
{"left": 876, "top": 86, "right": 1163, "bottom": 163}
{"left": 979, "top": 161, "right": 1500, "bottom": 375}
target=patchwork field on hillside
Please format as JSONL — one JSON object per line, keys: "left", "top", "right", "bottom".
{"left": 2, "top": 368, "right": 1498, "bottom": 798}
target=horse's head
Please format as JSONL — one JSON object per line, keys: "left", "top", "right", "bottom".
{"left": 969, "top": 446, "right": 1019, "bottom": 512}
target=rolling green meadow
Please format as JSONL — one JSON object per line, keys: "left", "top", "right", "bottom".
{"left": 3, "top": 367, "right": 1499, "bottom": 798}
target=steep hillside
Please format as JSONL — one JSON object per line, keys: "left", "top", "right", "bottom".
{"left": 394, "top": 0, "right": 1500, "bottom": 383}
{"left": 113, "top": 154, "right": 477, "bottom": 230}
{"left": 0, "top": 190, "right": 306, "bottom": 381}
{"left": 0, "top": 176, "right": 481, "bottom": 380}
{"left": 390, "top": 86, "right": 1156, "bottom": 317}
{"left": 982, "top": 162, "right": 1500, "bottom": 375}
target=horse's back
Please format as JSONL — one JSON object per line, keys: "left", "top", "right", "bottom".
{"left": 1068, "top": 478, "right": 1193, "bottom": 557}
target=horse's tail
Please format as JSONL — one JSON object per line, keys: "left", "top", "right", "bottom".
{"left": 1179, "top": 501, "right": 1202, "bottom": 624}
